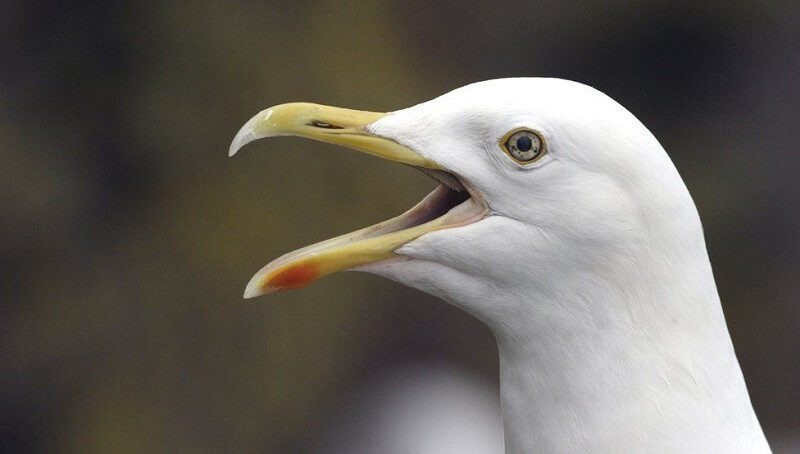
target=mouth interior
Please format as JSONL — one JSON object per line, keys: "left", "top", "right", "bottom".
{"left": 417, "top": 184, "right": 471, "bottom": 223}
{"left": 243, "top": 165, "right": 487, "bottom": 297}
{"left": 391, "top": 178, "right": 471, "bottom": 231}
{"left": 259, "top": 171, "right": 481, "bottom": 273}
{"left": 355, "top": 167, "right": 486, "bottom": 244}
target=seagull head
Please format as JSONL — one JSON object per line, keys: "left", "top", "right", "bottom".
{"left": 230, "top": 78, "right": 696, "bottom": 328}
{"left": 229, "top": 78, "right": 771, "bottom": 452}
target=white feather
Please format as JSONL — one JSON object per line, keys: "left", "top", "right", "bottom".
{"left": 362, "top": 78, "right": 770, "bottom": 452}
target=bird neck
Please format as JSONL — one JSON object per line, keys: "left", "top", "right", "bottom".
{"left": 491, "top": 238, "right": 770, "bottom": 452}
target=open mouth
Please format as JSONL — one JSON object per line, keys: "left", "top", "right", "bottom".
{"left": 229, "top": 102, "right": 488, "bottom": 298}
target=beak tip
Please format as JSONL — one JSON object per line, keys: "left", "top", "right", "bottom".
{"left": 229, "top": 108, "right": 277, "bottom": 157}
{"left": 228, "top": 137, "right": 239, "bottom": 156}
{"left": 243, "top": 283, "right": 263, "bottom": 299}
{"left": 243, "top": 270, "right": 271, "bottom": 299}
{"left": 243, "top": 286, "right": 265, "bottom": 299}
{"left": 228, "top": 129, "right": 253, "bottom": 157}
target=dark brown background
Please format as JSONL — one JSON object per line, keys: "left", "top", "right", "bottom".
{"left": 2, "top": 1, "right": 799, "bottom": 451}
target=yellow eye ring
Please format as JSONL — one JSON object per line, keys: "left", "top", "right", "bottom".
{"left": 500, "top": 128, "right": 546, "bottom": 164}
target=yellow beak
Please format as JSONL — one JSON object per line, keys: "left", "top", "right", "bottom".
{"left": 230, "top": 103, "right": 484, "bottom": 299}
{"left": 229, "top": 102, "right": 440, "bottom": 168}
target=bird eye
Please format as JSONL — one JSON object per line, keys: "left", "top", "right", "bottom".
{"left": 501, "top": 129, "right": 544, "bottom": 164}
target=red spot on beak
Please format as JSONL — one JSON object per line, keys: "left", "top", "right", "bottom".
{"left": 268, "top": 263, "right": 319, "bottom": 290}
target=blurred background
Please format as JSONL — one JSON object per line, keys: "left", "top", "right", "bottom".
{"left": 2, "top": 0, "right": 799, "bottom": 452}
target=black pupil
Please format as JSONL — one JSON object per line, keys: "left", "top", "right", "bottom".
{"left": 516, "top": 135, "right": 533, "bottom": 152}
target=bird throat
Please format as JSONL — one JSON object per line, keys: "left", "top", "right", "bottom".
{"left": 489, "top": 264, "right": 768, "bottom": 452}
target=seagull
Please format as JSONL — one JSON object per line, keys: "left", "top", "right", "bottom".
{"left": 229, "top": 78, "right": 770, "bottom": 452}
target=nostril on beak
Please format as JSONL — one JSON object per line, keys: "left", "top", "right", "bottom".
{"left": 308, "top": 120, "right": 344, "bottom": 129}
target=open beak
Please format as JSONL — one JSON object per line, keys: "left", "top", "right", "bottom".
{"left": 229, "top": 103, "right": 487, "bottom": 298}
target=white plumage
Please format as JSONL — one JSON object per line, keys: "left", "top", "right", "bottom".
{"left": 231, "top": 78, "right": 770, "bottom": 452}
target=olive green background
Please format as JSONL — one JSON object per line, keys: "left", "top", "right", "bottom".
{"left": 2, "top": 1, "right": 799, "bottom": 451}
